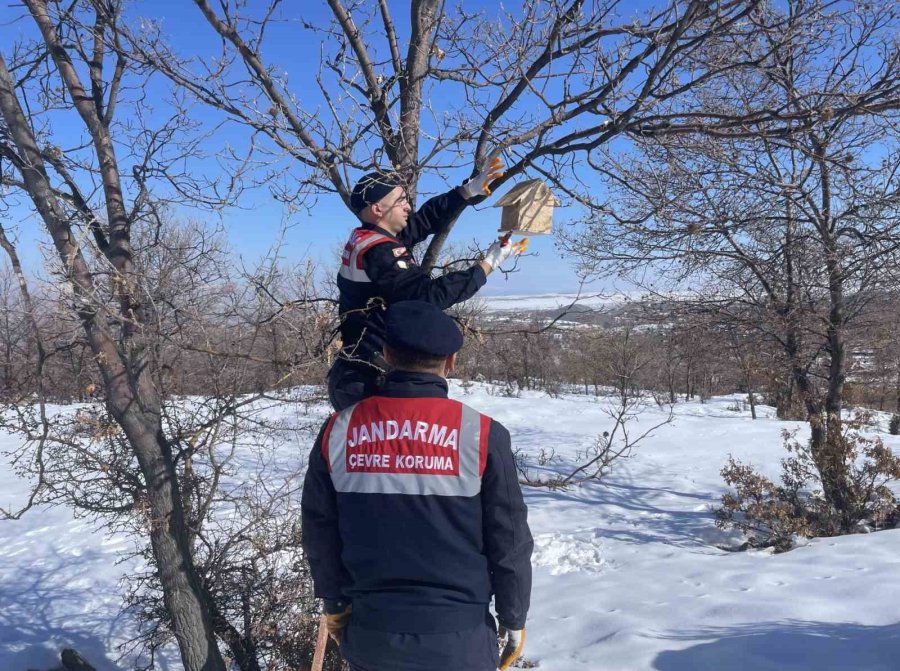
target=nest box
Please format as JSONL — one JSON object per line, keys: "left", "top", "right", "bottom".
{"left": 493, "top": 179, "right": 559, "bottom": 235}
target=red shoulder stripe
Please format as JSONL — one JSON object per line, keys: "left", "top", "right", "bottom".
{"left": 321, "top": 412, "right": 340, "bottom": 473}
{"left": 479, "top": 414, "right": 491, "bottom": 476}
{"left": 355, "top": 234, "right": 396, "bottom": 269}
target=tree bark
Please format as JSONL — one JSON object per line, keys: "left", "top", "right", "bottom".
{"left": 210, "top": 598, "right": 262, "bottom": 671}
{"left": 813, "top": 141, "right": 852, "bottom": 526}
{"left": 0, "top": 48, "right": 226, "bottom": 671}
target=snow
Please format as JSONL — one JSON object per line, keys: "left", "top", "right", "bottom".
{"left": 0, "top": 435, "right": 154, "bottom": 671}
{"left": 2, "top": 386, "right": 900, "bottom": 670}
{"left": 478, "top": 292, "right": 638, "bottom": 312}
{"left": 477, "top": 290, "right": 699, "bottom": 313}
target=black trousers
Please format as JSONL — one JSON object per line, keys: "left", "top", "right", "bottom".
{"left": 341, "top": 617, "right": 499, "bottom": 671}
{"left": 327, "top": 357, "right": 384, "bottom": 411}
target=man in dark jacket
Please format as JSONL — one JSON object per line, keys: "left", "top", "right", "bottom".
{"left": 303, "top": 300, "right": 533, "bottom": 671}
{"left": 328, "top": 157, "right": 527, "bottom": 410}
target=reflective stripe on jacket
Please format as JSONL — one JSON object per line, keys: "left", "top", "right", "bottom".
{"left": 335, "top": 189, "right": 485, "bottom": 362}
{"left": 301, "top": 371, "right": 533, "bottom": 636}
{"left": 323, "top": 395, "right": 489, "bottom": 496}
{"left": 338, "top": 228, "right": 396, "bottom": 284}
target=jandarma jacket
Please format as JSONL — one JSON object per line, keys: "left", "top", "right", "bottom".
{"left": 301, "top": 370, "right": 533, "bottom": 634}
{"left": 336, "top": 189, "right": 486, "bottom": 364}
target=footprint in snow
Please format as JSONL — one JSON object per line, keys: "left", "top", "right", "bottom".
{"left": 531, "top": 532, "right": 606, "bottom": 576}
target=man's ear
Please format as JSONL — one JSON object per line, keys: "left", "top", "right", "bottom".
{"left": 359, "top": 205, "right": 377, "bottom": 224}
{"left": 444, "top": 353, "right": 457, "bottom": 376}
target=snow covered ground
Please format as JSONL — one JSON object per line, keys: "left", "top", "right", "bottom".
{"left": 2, "top": 385, "right": 900, "bottom": 670}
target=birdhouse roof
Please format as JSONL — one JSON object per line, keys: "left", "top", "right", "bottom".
{"left": 493, "top": 179, "right": 560, "bottom": 208}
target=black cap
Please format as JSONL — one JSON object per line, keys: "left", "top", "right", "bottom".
{"left": 384, "top": 301, "right": 464, "bottom": 356}
{"left": 350, "top": 171, "right": 403, "bottom": 214}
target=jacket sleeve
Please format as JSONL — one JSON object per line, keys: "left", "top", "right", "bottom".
{"left": 399, "top": 188, "right": 468, "bottom": 247}
{"left": 482, "top": 419, "right": 533, "bottom": 630}
{"left": 365, "top": 242, "right": 487, "bottom": 309}
{"left": 301, "top": 419, "right": 352, "bottom": 601}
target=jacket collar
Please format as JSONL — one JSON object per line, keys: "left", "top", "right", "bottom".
{"left": 361, "top": 222, "right": 401, "bottom": 242}
{"left": 379, "top": 370, "right": 449, "bottom": 398}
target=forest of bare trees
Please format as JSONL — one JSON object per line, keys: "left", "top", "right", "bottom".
{"left": 0, "top": 1, "right": 898, "bottom": 669}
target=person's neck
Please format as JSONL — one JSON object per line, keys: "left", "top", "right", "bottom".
{"left": 369, "top": 220, "right": 399, "bottom": 236}
{"left": 391, "top": 367, "right": 447, "bottom": 379}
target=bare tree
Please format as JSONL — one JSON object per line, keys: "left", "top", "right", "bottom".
{"left": 513, "top": 322, "right": 673, "bottom": 487}
{"left": 863, "top": 292, "right": 900, "bottom": 414}
{"left": 112, "top": 0, "right": 883, "bottom": 274}
{"left": 0, "top": 1, "right": 256, "bottom": 668}
{"left": 566, "top": 0, "right": 900, "bottom": 528}
{"left": 0, "top": 216, "right": 338, "bottom": 670}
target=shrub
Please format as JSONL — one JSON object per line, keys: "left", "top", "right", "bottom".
{"left": 842, "top": 382, "right": 863, "bottom": 406}
{"left": 890, "top": 414, "right": 900, "bottom": 436}
{"left": 715, "top": 413, "right": 900, "bottom": 551}
{"left": 490, "top": 381, "right": 520, "bottom": 398}
{"left": 542, "top": 379, "right": 564, "bottom": 398}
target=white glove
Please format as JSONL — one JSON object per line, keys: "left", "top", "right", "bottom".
{"left": 461, "top": 150, "right": 504, "bottom": 199}
{"left": 482, "top": 236, "right": 529, "bottom": 271}
{"left": 498, "top": 627, "right": 526, "bottom": 670}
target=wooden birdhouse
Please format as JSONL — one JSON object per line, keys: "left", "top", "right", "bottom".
{"left": 493, "top": 179, "right": 559, "bottom": 235}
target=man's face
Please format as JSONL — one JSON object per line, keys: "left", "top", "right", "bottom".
{"left": 371, "top": 186, "right": 411, "bottom": 234}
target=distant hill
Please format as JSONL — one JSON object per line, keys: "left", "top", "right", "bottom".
{"left": 479, "top": 292, "right": 639, "bottom": 313}
{"left": 476, "top": 291, "right": 677, "bottom": 328}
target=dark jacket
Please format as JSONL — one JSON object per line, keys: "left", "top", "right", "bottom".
{"left": 336, "top": 189, "right": 486, "bottom": 363}
{"left": 301, "top": 371, "right": 533, "bottom": 636}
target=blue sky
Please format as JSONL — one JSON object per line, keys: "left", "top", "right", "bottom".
{"left": 4, "top": 1, "right": 891, "bottom": 300}
{"left": 0, "top": 0, "right": 626, "bottom": 295}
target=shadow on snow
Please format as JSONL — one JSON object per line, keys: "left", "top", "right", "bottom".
{"left": 653, "top": 620, "right": 900, "bottom": 671}
{"left": 0, "top": 545, "right": 157, "bottom": 671}
{"left": 523, "top": 467, "right": 729, "bottom": 552}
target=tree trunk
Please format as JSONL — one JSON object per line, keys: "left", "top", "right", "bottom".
{"left": 0, "top": 51, "right": 227, "bottom": 671}
{"left": 745, "top": 367, "right": 757, "bottom": 420}
{"left": 104, "top": 348, "right": 229, "bottom": 671}
{"left": 895, "top": 368, "right": 900, "bottom": 413}
{"left": 523, "top": 333, "right": 530, "bottom": 389}
{"left": 785, "top": 321, "right": 825, "bottom": 445}
{"left": 210, "top": 599, "right": 262, "bottom": 671}
{"left": 809, "top": 142, "right": 852, "bottom": 527}
{"left": 1, "top": 304, "right": 10, "bottom": 394}
{"left": 818, "top": 260, "right": 850, "bottom": 524}
{"left": 421, "top": 212, "right": 462, "bottom": 273}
